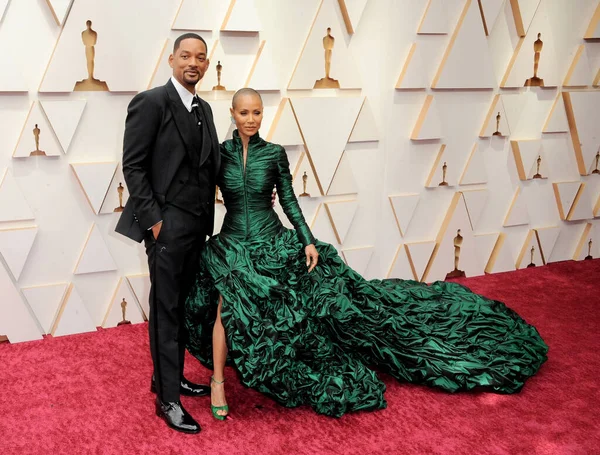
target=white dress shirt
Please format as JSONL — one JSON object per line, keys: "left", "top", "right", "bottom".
{"left": 170, "top": 76, "right": 195, "bottom": 112}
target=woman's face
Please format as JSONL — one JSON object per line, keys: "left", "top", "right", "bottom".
{"left": 231, "top": 94, "right": 263, "bottom": 138}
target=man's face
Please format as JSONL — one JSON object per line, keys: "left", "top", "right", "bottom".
{"left": 169, "top": 38, "right": 209, "bottom": 91}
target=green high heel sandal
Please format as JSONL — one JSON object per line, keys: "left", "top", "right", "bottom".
{"left": 211, "top": 376, "right": 229, "bottom": 421}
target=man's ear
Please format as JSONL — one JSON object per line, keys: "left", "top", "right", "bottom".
{"left": 168, "top": 54, "right": 174, "bottom": 69}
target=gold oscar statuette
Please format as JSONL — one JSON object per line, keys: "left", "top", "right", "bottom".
{"left": 299, "top": 171, "right": 310, "bottom": 197}
{"left": 585, "top": 239, "right": 593, "bottom": 260}
{"left": 212, "top": 61, "right": 226, "bottom": 91}
{"left": 117, "top": 298, "right": 131, "bottom": 326}
{"left": 533, "top": 155, "right": 543, "bottom": 179}
{"left": 30, "top": 124, "right": 47, "bottom": 156}
{"left": 527, "top": 245, "right": 536, "bottom": 267}
{"left": 438, "top": 162, "right": 449, "bottom": 186}
{"left": 446, "top": 229, "right": 466, "bottom": 279}
{"left": 314, "top": 27, "right": 340, "bottom": 89}
{"left": 113, "top": 182, "right": 125, "bottom": 212}
{"left": 493, "top": 112, "right": 502, "bottom": 136}
{"left": 74, "top": 20, "right": 109, "bottom": 91}
{"left": 591, "top": 151, "right": 600, "bottom": 175}
{"left": 524, "top": 33, "right": 544, "bottom": 87}
{"left": 215, "top": 185, "right": 223, "bottom": 204}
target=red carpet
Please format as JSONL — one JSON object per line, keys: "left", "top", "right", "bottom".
{"left": 1, "top": 260, "right": 599, "bottom": 455}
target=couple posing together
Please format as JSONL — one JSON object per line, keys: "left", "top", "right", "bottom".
{"left": 116, "top": 33, "right": 548, "bottom": 434}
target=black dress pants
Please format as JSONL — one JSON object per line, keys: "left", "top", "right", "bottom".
{"left": 144, "top": 204, "right": 207, "bottom": 402}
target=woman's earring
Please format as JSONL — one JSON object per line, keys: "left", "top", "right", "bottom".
{"left": 230, "top": 116, "right": 235, "bottom": 124}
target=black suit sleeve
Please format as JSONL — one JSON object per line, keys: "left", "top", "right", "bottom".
{"left": 122, "top": 92, "right": 163, "bottom": 231}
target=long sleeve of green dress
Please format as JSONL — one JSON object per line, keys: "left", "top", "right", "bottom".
{"left": 275, "top": 146, "right": 315, "bottom": 248}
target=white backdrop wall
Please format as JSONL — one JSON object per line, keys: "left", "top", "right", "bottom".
{"left": 1, "top": 0, "right": 599, "bottom": 342}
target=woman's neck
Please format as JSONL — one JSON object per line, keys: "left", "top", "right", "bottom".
{"left": 239, "top": 132, "right": 250, "bottom": 150}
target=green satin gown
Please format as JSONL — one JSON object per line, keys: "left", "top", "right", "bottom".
{"left": 185, "top": 131, "right": 548, "bottom": 417}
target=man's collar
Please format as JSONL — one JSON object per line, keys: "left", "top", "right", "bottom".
{"left": 170, "top": 76, "right": 195, "bottom": 112}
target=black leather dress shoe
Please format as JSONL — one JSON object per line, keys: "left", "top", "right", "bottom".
{"left": 155, "top": 399, "right": 201, "bottom": 434}
{"left": 151, "top": 376, "right": 210, "bottom": 397}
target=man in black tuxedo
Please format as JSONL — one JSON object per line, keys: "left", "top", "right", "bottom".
{"left": 116, "top": 33, "right": 219, "bottom": 434}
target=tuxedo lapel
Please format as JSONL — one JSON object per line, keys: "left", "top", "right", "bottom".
{"left": 199, "top": 100, "right": 221, "bottom": 171}
{"left": 165, "top": 80, "right": 194, "bottom": 154}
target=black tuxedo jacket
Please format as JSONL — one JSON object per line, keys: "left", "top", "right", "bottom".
{"left": 115, "top": 79, "right": 220, "bottom": 242}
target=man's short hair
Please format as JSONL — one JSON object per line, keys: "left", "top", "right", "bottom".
{"left": 173, "top": 33, "right": 207, "bottom": 53}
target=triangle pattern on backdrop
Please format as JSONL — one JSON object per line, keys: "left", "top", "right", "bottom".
{"left": 338, "top": 0, "right": 369, "bottom": 34}
{"left": 221, "top": 0, "right": 261, "bottom": 32}
{"left": 341, "top": 246, "right": 373, "bottom": 276}
{"left": 102, "top": 277, "right": 146, "bottom": 328}
{"left": 504, "top": 187, "right": 530, "bottom": 227}
{"left": 0, "top": 169, "right": 35, "bottom": 222}
{"left": 325, "top": 200, "right": 359, "bottom": 244}
{"left": 40, "top": 99, "right": 86, "bottom": 154}
{"left": 388, "top": 193, "right": 420, "bottom": 236}
{"left": 51, "top": 283, "right": 97, "bottom": 337}
{"left": 542, "top": 93, "right": 569, "bottom": 133}
{"left": 479, "top": 95, "right": 511, "bottom": 137}
{"left": 349, "top": 98, "right": 379, "bottom": 142}
{"left": 563, "top": 44, "right": 592, "bottom": 87}
{"left": 70, "top": 162, "right": 118, "bottom": 215}
{"left": 459, "top": 143, "right": 488, "bottom": 185}
{"left": 411, "top": 95, "right": 442, "bottom": 140}
{"left": 22, "top": 283, "right": 68, "bottom": 334}
{"left": 387, "top": 244, "right": 415, "bottom": 280}
{"left": 0, "top": 226, "right": 38, "bottom": 281}
{"left": 267, "top": 98, "right": 304, "bottom": 146}
{"left": 396, "top": 42, "right": 428, "bottom": 90}
{"left": 327, "top": 153, "right": 359, "bottom": 196}
{"left": 0, "top": 262, "right": 43, "bottom": 343}
{"left": 45, "top": 0, "right": 74, "bottom": 26}
{"left": 418, "top": 0, "right": 449, "bottom": 34}
{"left": 478, "top": 0, "right": 504, "bottom": 36}
{"left": 172, "top": 0, "right": 230, "bottom": 31}
{"left": 73, "top": 224, "right": 117, "bottom": 275}
{"left": 431, "top": 0, "right": 495, "bottom": 89}
{"left": 288, "top": 0, "right": 362, "bottom": 90}
{"left": 127, "top": 274, "right": 151, "bottom": 320}
{"left": 13, "top": 102, "right": 62, "bottom": 157}
{"left": 245, "top": 40, "right": 280, "bottom": 91}
{"left": 290, "top": 96, "right": 363, "bottom": 195}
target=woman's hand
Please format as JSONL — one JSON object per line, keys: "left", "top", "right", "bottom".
{"left": 305, "top": 244, "right": 319, "bottom": 273}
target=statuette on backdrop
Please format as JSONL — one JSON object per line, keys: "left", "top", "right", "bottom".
{"left": 30, "top": 124, "right": 46, "bottom": 156}
{"left": 299, "top": 171, "right": 310, "bottom": 197}
{"left": 314, "top": 28, "right": 340, "bottom": 89}
{"left": 113, "top": 182, "right": 125, "bottom": 212}
{"left": 533, "top": 155, "right": 543, "bottom": 179}
{"left": 585, "top": 239, "right": 593, "bottom": 260}
{"left": 117, "top": 298, "right": 131, "bottom": 326}
{"left": 493, "top": 112, "right": 502, "bottom": 136}
{"left": 74, "top": 20, "right": 109, "bottom": 91}
{"left": 524, "top": 33, "right": 544, "bottom": 87}
{"left": 527, "top": 245, "right": 536, "bottom": 267}
{"left": 591, "top": 151, "right": 600, "bottom": 175}
{"left": 438, "top": 162, "right": 449, "bottom": 186}
{"left": 446, "top": 229, "right": 466, "bottom": 279}
{"left": 215, "top": 185, "right": 223, "bottom": 204}
{"left": 212, "top": 61, "right": 226, "bottom": 91}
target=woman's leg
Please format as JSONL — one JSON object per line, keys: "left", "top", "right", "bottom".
{"left": 212, "top": 296, "right": 228, "bottom": 416}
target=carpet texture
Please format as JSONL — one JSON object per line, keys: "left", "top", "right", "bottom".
{"left": 0, "top": 260, "right": 599, "bottom": 455}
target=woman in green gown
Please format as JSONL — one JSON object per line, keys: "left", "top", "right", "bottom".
{"left": 185, "top": 89, "right": 548, "bottom": 419}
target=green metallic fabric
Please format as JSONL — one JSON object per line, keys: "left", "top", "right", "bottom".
{"left": 185, "top": 130, "right": 548, "bottom": 417}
